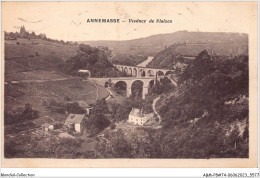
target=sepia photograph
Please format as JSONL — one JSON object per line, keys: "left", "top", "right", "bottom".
{"left": 1, "top": 1, "right": 258, "bottom": 169}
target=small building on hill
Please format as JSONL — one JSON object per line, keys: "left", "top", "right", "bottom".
{"left": 19, "top": 25, "right": 27, "bottom": 38}
{"left": 77, "top": 101, "right": 92, "bottom": 115}
{"left": 64, "top": 114, "right": 87, "bottom": 133}
{"left": 78, "top": 69, "right": 91, "bottom": 78}
{"left": 66, "top": 101, "right": 92, "bottom": 115}
{"left": 128, "top": 108, "right": 149, "bottom": 126}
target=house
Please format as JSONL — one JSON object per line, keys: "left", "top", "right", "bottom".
{"left": 77, "top": 101, "right": 92, "bottom": 115}
{"left": 64, "top": 114, "right": 87, "bottom": 133}
{"left": 128, "top": 108, "right": 149, "bottom": 126}
{"left": 78, "top": 69, "right": 91, "bottom": 78}
{"left": 66, "top": 101, "right": 92, "bottom": 115}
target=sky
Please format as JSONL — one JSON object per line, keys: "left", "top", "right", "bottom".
{"left": 2, "top": 1, "right": 257, "bottom": 41}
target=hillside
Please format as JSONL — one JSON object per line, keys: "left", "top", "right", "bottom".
{"left": 4, "top": 37, "right": 124, "bottom": 80}
{"left": 147, "top": 41, "right": 248, "bottom": 69}
{"left": 5, "top": 78, "right": 109, "bottom": 113}
{"left": 4, "top": 35, "right": 114, "bottom": 159}
{"left": 147, "top": 43, "right": 189, "bottom": 70}
{"left": 4, "top": 37, "right": 110, "bottom": 133}
{"left": 4, "top": 24, "right": 126, "bottom": 79}
{"left": 79, "top": 31, "right": 248, "bottom": 56}
{"left": 5, "top": 38, "right": 78, "bottom": 81}
{"left": 110, "top": 53, "right": 147, "bottom": 66}
{"left": 152, "top": 51, "right": 249, "bottom": 158}
{"left": 92, "top": 51, "right": 249, "bottom": 159}
{"left": 4, "top": 78, "right": 110, "bottom": 158}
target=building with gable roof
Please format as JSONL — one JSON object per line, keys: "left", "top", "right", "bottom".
{"left": 128, "top": 108, "right": 149, "bottom": 126}
{"left": 76, "top": 101, "right": 92, "bottom": 115}
{"left": 64, "top": 114, "right": 87, "bottom": 133}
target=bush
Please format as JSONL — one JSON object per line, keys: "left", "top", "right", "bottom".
{"left": 65, "top": 102, "right": 86, "bottom": 114}
{"left": 62, "top": 44, "right": 121, "bottom": 77}
{"left": 4, "top": 103, "right": 39, "bottom": 125}
{"left": 85, "top": 114, "right": 111, "bottom": 137}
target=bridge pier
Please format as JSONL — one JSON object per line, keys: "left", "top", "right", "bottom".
{"left": 127, "top": 87, "right": 132, "bottom": 97}
{"left": 142, "top": 86, "right": 148, "bottom": 99}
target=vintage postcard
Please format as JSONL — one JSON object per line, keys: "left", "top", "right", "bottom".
{"left": 1, "top": 1, "right": 258, "bottom": 168}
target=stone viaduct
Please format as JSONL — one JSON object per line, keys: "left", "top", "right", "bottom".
{"left": 92, "top": 77, "right": 156, "bottom": 99}
{"left": 113, "top": 64, "right": 173, "bottom": 78}
{"left": 91, "top": 64, "right": 175, "bottom": 99}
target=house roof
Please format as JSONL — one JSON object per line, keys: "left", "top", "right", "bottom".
{"left": 144, "top": 112, "right": 155, "bottom": 119}
{"left": 78, "top": 69, "right": 90, "bottom": 73}
{"left": 129, "top": 108, "right": 144, "bottom": 118}
{"left": 64, "top": 114, "right": 86, "bottom": 126}
{"left": 67, "top": 101, "right": 91, "bottom": 108}
{"left": 77, "top": 101, "right": 90, "bottom": 108}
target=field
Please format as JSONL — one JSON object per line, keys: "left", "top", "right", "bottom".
{"left": 4, "top": 38, "right": 111, "bottom": 158}
{"left": 4, "top": 38, "right": 78, "bottom": 81}
{"left": 4, "top": 37, "right": 110, "bottom": 116}
{"left": 5, "top": 38, "right": 77, "bottom": 61}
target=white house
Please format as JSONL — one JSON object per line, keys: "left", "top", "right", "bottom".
{"left": 64, "top": 114, "right": 87, "bottom": 133}
{"left": 128, "top": 108, "right": 149, "bottom": 126}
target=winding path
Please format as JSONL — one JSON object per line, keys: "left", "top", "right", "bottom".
{"left": 166, "top": 76, "right": 178, "bottom": 87}
{"left": 152, "top": 96, "right": 162, "bottom": 123}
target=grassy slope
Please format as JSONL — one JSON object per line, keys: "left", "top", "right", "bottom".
{"left": 4, "top": 38, "right": 110, "bottom": 158}
{"left": 5, "top": 38, "right": 78, "bottom": 81}
{"left": 152, "top": 55, "right": 249, "bottom": 158}
{"left": 4, "top": 37, "right": 109, "bottom": 110}
{"left": 5, "top": 79, "right": 108, "bottom": 111}
{"left": 147, "top": 43, "right": 248, "bottom": 69}
{"left": 4, "top": 39, "right": 109, "bottom": 157}
{"left": 80, "top": 31, "right": 248, "bottom": 56}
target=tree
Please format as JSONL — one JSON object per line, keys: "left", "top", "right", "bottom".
{"left": 90, "top": 99, "right": 109, "bottom": 115}
{"left": 62, "top": 44, "right": 120, "bottom": 77}
{"left": 65, "top": 102, "right": 86, "bottom": 114}
{"left": 21, "top": 103, "right": 39, "bottom": 120}
{"left": 149, "top": 77, "right": 174, "bottom": 95}
{"left": 181, "top": 50, "right": 214, "bottom": 82}
{"left": 96, "top": 129, "right": 132, "bottom": 158}
{"left": 85, "top": 113, "right": 110, "bottom": 136}
{"left": 114, "top": 99, "right": 132, "bottom": 121}
{"left": 228, "top": 125, "right": 240, "bottom": 150}
{"left": 243, "top": 125, "right": 248, "bottom": 141}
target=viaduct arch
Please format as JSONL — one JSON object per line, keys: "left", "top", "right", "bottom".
{"left": 113, "top": 64, "right": 172, "bottom": 78}
{"left": 92, "top": 77, "right": 155, "bottom": 99}
{"left": 113, "top": 78, "right": 154, "bottom": 99}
